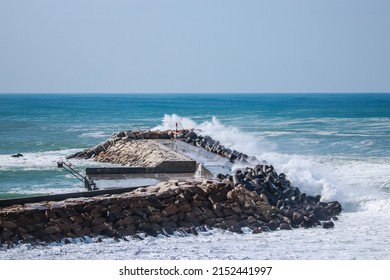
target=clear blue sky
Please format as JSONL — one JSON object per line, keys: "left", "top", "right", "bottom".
{"left": 0, "top": 0, "right": 389, "bottom": 93}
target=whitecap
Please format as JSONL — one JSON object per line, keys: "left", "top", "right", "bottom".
{"left": 0, "top": 149, "right": 82, "bottom": 171}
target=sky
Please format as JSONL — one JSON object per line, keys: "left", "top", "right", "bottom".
{"left": 0, "top": 0, "right": 389, "bottom": 94}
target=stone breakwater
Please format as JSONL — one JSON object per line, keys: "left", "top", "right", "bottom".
{"left": 68, "top": 129, "right": 334, "bottom": 210}
{"left": 68, "top": 130, "right": 179, "bottom": 163}
{"left": 91, "top": 140, "right": 189, "bottom": 167}
{"left": 69, "top": 129, "right": 255, "bottom": 166}
{"left": 70, "top": 139, "right": 189, "bottom": 168}
{"left": 0, "top": 179, "right": 341, "bottom": 246}
{"left": 182, "top": 130, "right": 253, "bottom": 164}
{"left": 0, "top": 129, "right": 342, "bottom": 246}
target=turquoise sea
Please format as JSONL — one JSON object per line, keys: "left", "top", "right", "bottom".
{"left": 0, "top": 93, "right": 389, "bottom": 198}
{"left": 1, "top": 93, "right": 390, "bottom": 259}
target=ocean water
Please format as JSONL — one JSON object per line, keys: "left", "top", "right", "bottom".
{"left": 1, "top": 93, "right": 390, "bottom": 259}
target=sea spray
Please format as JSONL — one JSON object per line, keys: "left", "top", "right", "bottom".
{"left": 154, "top": 114, "right": 198, "bottom": 131}
{"left": 155, "top": 114, "right": 342, "bottom": 203}
{"left": 154, "top": 114, "right": 276, "bottom": 155}
{"left": 255, "top": 152, "right": 342, "bottom": 202}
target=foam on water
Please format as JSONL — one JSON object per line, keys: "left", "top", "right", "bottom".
{"left": 253, "top": 152, "right": 342, "bottom": 202}
{"left": 0, "top": 149, "right": 120, "bottom": 196}
{"left": 0, "top": 149, "right": 82, "bottom": 171}
{"left": 2, "top": 216, "right": 390, "bottom": 260}
{"left": 80, "top": 131, "right": 110, "bottom": 139}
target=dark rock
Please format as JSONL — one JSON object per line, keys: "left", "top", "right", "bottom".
{"left": 279, "top": 223, "right": 292, "bottom": 230}
{"left": 282, "top": 188, "right": 295, "bottom": 199}
{"left": 321, "top": 221, "right": 335, "bottom": 229}
{"left": 147, "top": 195, "right": 164, "bottom": 209}
{"left": 265, "top": 220, "right": 279, "bottom": 231}
{"left": 237, "top": 219, "right": 249, "bottom": 228}
{"left": 184, "top": 213, "right": 201, "bottom": 227}
{"left": 1, "top": 221, "right": 18, "bottom": 230}
{"left": 228, "top": 224, "right": 243, "bottom": 234}
{"left": 186, "top": 227, "right": 199, "bottom": 236}
{"left": 292, "top": 212, "right": 304, "bottom": 225}
{"left": 144, "top": 228, "right": 158, "bottom": 237}
{"left": 313, "top": 206, "right": 331, "bottom": 221}
{"left": 299, "top": 193, "right": 307, "bottom": 203}
{"left": 276, "top": 199, "right": 284, "bottom": 209}
{"left": 161, "top": 222, "right": 176, "bottom": 235}
{"left": 260, "top": 225, "right": 272, "bottom": 232}
{"left": 11, "top": 153, "right": 23, "bottom": 158}
{"left": 162, "top": 204, "right": 178, "bottom": 216}
{"left": 252, "top": 228, "right": 263, "bottom": 234}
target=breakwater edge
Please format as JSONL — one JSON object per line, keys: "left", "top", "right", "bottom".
{"left": 0, "top": 129, "right": 341, "bottom": 247}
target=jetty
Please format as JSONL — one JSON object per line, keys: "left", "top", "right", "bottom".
{"left": 0, "top": 129, "right": 342, "bottom": 246}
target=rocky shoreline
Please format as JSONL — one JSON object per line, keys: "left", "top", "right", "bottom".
{"left": 0, "top": 129, "right": 342, "bottom": 247}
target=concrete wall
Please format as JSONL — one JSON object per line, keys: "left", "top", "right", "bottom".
{"left": 85, "top": 160, "right": 197, "bottom": 175}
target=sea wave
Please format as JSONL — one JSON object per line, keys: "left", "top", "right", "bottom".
{"left": 154, "top": 114, "right": 390, "bottom": 213}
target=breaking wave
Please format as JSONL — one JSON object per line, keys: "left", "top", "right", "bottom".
{"left": 154, "top": 114, "right": 390, "bottom": 211}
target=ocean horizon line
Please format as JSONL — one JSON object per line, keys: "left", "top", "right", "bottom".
{"left": 1, "top": 92, "right": 390, "bottom": 96}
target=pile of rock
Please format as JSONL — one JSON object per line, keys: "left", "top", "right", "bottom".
{"left": 182, "top": 130, "right": 253, "bottom": 164}
{"left": 67, "top": 130, "right": 192, "bottom": 167}
{"left": 219, "top": 165, "right": 303, "bottom": 205}
{"left": 91, "top": 140, "right": 189, "bottom": 167}
{"left": 0, "top": 179, "right": 341, "bottom": 246}
{"left": 218, "top": 166, "right": 341, "bottom": 229}
{"left": 67, "top": 130, "right": 179, "bottom": 160}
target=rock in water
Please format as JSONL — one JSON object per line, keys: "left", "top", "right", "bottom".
{"left": 321, "top": 221, "right": 335, "bottom": 229}
{"left": 11, "top": 153, "right": 23, "bottom": 158}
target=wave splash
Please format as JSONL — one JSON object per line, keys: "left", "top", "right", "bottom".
{"left": 154, "top": 114, "right": 390, "bottom": 211}
{"left": 154, "top": 114, "right": 277, "bottom": 155}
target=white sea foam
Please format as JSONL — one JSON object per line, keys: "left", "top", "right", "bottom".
{"left": 154, "top": 114, "right": 277, "bottom": 154}
{"left": 0, "top": 149, "right": 82, "bottom": 171}
{"left": 0, "top": 149, "right": 106, "bottom": 171}
{"left": 81, "top": 131, "right": 110, "bottom": 139}
{"left": 154, "top": 114, "right": 198, "bottom": 131}
{"left": 2, "top": 215, "right": 390, "bottom": 260}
